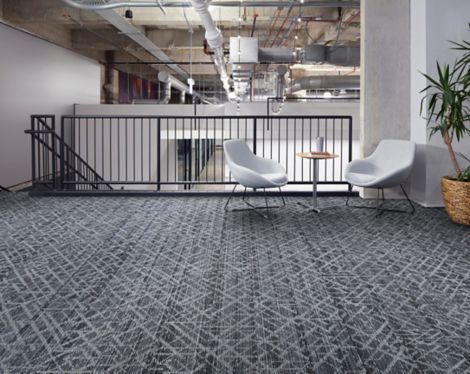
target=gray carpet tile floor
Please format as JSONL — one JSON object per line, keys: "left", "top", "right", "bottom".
{"left": 0, "top": 193, "right": 469, "bottom": 373}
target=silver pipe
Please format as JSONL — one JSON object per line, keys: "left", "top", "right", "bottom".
{"left": 159, "top": 81, "right": 172, "bottom": 104}
{"left": 62, "top": 0, "right": 359, "bottom": 8}
{"left": 158, "top": 71, "right": 213, "bottom": 104}
{"left": 287, "top": 75, "right": 360, "bottom": 93}
{"left": 189, "top": 0, "right": 233, "bottom": 101}
{"left": 61, "top": 0, "right": 166, "bottom": 13}
{"left": 259, "top": 48, "right": 299, "bottom": 63}
{"left": 178, "top": 1, "right": 360, "bottom": 7}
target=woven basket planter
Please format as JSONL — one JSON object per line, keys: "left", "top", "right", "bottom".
{"left": 441, "top": 176, "right": 470, "bottom": 226}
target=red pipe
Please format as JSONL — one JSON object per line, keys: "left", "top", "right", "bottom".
{"left": 263, "top": 8, "right": 281, "bottom": 48}
{"left": 270, "top": 5, "right": 294, "bottom": 48}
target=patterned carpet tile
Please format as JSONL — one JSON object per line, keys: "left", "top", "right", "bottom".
{"left": 0, "top": 193, "right": 469, "bottom": 373}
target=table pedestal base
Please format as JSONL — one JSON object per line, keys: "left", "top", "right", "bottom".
{"left": 296, "top": 201, "right": 321, "bottom": 213}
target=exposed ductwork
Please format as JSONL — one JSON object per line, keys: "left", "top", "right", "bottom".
{"left": 158, "top": 71, "right": 213, "bottom": 104}
{"left": 63, "top": 0, "right": 359, "bottom": 8}
{"left": 287, "top": 75, "right": 360, "bottom": 94}
{"left": 157, "top": 76, "right": 172, "bottom": 104}
{"left": 257, "top": 45, "right": 360, "bottom": 66}
{"left": 259, "top": 48, "right": 300, "bottom": 63}
{"left": 303, "top": 45, "right": 360, "bottom": 66}
{"left": 180, "top": 91, "right": 186, "bottom": 104}
{"left": 61, "top": 0, "right": 166, "bottom": 13}
{"left": 82, "top": 8, "right": 189, "bottom": 79}
{"left": 189, "top": 0, "right": 234, "bottom": 101}
{"left": 271, "top": 65, "right": 288, "bottom": 114}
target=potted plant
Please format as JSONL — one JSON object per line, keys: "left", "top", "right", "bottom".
{"left": 420, "top": 25, "right": 470, "bottom": 226}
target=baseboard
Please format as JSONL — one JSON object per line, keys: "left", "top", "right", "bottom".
{"left": 29, "top": 190, "right": 360, "bottom": 198}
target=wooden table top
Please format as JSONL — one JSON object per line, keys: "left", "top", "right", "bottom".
{"left": 296, "top": 151, "right": 339, "bottom": 160}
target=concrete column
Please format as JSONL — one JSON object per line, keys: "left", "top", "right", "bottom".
{"left": 360, "top": 0, "right": 411, "bottom": 197}
{"left": 360, "top": 0, "right": 411, "bottom": 157}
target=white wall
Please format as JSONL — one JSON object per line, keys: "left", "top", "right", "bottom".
{"left": 0, "top": 22, "right": 100, "bottom": 187}
{"left": 410, "top": 0, "right": 470, "bottom": 206}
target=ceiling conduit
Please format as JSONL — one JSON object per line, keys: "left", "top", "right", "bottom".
{"left": 189, "top": 0, "right": 234, "bottom": 101}
{"left": 67, "top": 5, "right": 215, "bottom": 103}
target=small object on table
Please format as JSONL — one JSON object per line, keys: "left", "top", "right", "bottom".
{"left": 296, "top": 151, "right": 339, "bottom": 213}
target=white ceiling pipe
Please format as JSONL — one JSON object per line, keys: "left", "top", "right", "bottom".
{"left": 61, "top": 0, "right": 166, "bottom": 13}
{"left": 189, "top": 0, "right": 234, "bottom": 101}
{"left": 63, "top": 0, "right": 359, "bottom": 8}
{"left": 158, "top": 71, "right": 213, "bottom": 104}
{"left": 158, "top": 81, "right": 172, "bottom": 104}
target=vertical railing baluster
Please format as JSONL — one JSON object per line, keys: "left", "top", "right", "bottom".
{"left": 118, "top": 118, "right": 121, "bottom": 181}
{"left": 51, "top": 116, "right": 56, "bottom": 189}
{"left": 253, "top": 118, "right": 257, "bottom": 155}
{"left": 60, "top": 117, "right": 65, "bottom": 189}
{"left": 332, "top": 119, "right": 336, "bottom": 181}
{"left": 340, "top": 118, "right": 344, "bottom": 181}
{"left": 133, "top": 118, "right": 136, "bottom": 182}
{"left": 141, "top": 118, "right": 144, "bottom": 182}
{"left": 31, "top": 117, "right": 36, "bottom": 187}
{"left": 157, "top": 118, "right": 161, "bottom": 191}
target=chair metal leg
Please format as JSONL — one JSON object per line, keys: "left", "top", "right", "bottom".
{"left": 224, "top": 185, "right": 285, "bottom": 219}
{"left": 400, "top": 184, "right": 415, "bottom": 214}
{"left": 375, "top": 188, "right": 385, "bottom": 217}
{"left": 224, "top": 184, "right": 237, "bottom": 211}
{"left": 279, "top": 187, "right": 286, "bottom": 207}
{"left": 346, "top": 185, "right": 415, "bottom": 216}
{"left": 264, "top": 188, "right": 270, "bottom": 219}
{"left": 346, "top": 184, "right": 352, "bottom": 206}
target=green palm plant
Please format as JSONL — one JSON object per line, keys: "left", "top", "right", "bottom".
{"left": 420, "top": 25, "right": 470, "bottom": 181}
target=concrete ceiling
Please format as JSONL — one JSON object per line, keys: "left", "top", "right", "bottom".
{"left": 0, "top": 0, "right": 360, "bottom": 97}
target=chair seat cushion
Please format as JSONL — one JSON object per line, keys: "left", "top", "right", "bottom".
{"left": 262, "top": 172, "right": 288, "bottom": 186}
{"left": 345, "top": 172, "right": 377, "bottom": 186}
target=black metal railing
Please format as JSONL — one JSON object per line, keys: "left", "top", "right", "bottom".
{"left": 57, "top": 115, "right": 352, "bottom": 191}
{"left": 25, "top": 115, "right": 112, "bottom": 191}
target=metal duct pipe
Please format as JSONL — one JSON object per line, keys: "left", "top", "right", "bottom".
{"left": 259, "top": 48, "right": 299, "bottom": 63}
{"left": 62, "top": 0, "right": 359, "bottom": 8}
{"left": 259, "top": 45, "right": 360, "bottom": 66}
{"left": 272, "top": 66, "right": 288, "bottom": 114}
{"left": 61, "top": 0, "right": 166, "bottom": 13}
{"left": 158, "top": 71, "right": 213, "bottom": 104}
{"left": 189, "top": 0, "right": 233, "bottom": 101}
{"left": 95, "top": 9, "right": 188, "bottom": 78}
{"left": 159, "top": 81, "right": 172, "bottom": 104}
{"left": 287, "top": 75, "right": 360, "bottom": 94}
{"left": 180, "top": 91, "right": 186, "bottom": 104}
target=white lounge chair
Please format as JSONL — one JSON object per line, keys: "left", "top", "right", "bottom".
{"left": 223, "top": 139, "right": 288, "bottom": 218}
{"left": 344, "top": 139, "right": 416, "bottom": 216}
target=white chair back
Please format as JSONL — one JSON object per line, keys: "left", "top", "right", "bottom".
{"left": 369, "top": 140, "right": 415, "bottom": 173}
{"left": 223, "top": 139, "right": 256, "bottom": 169}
